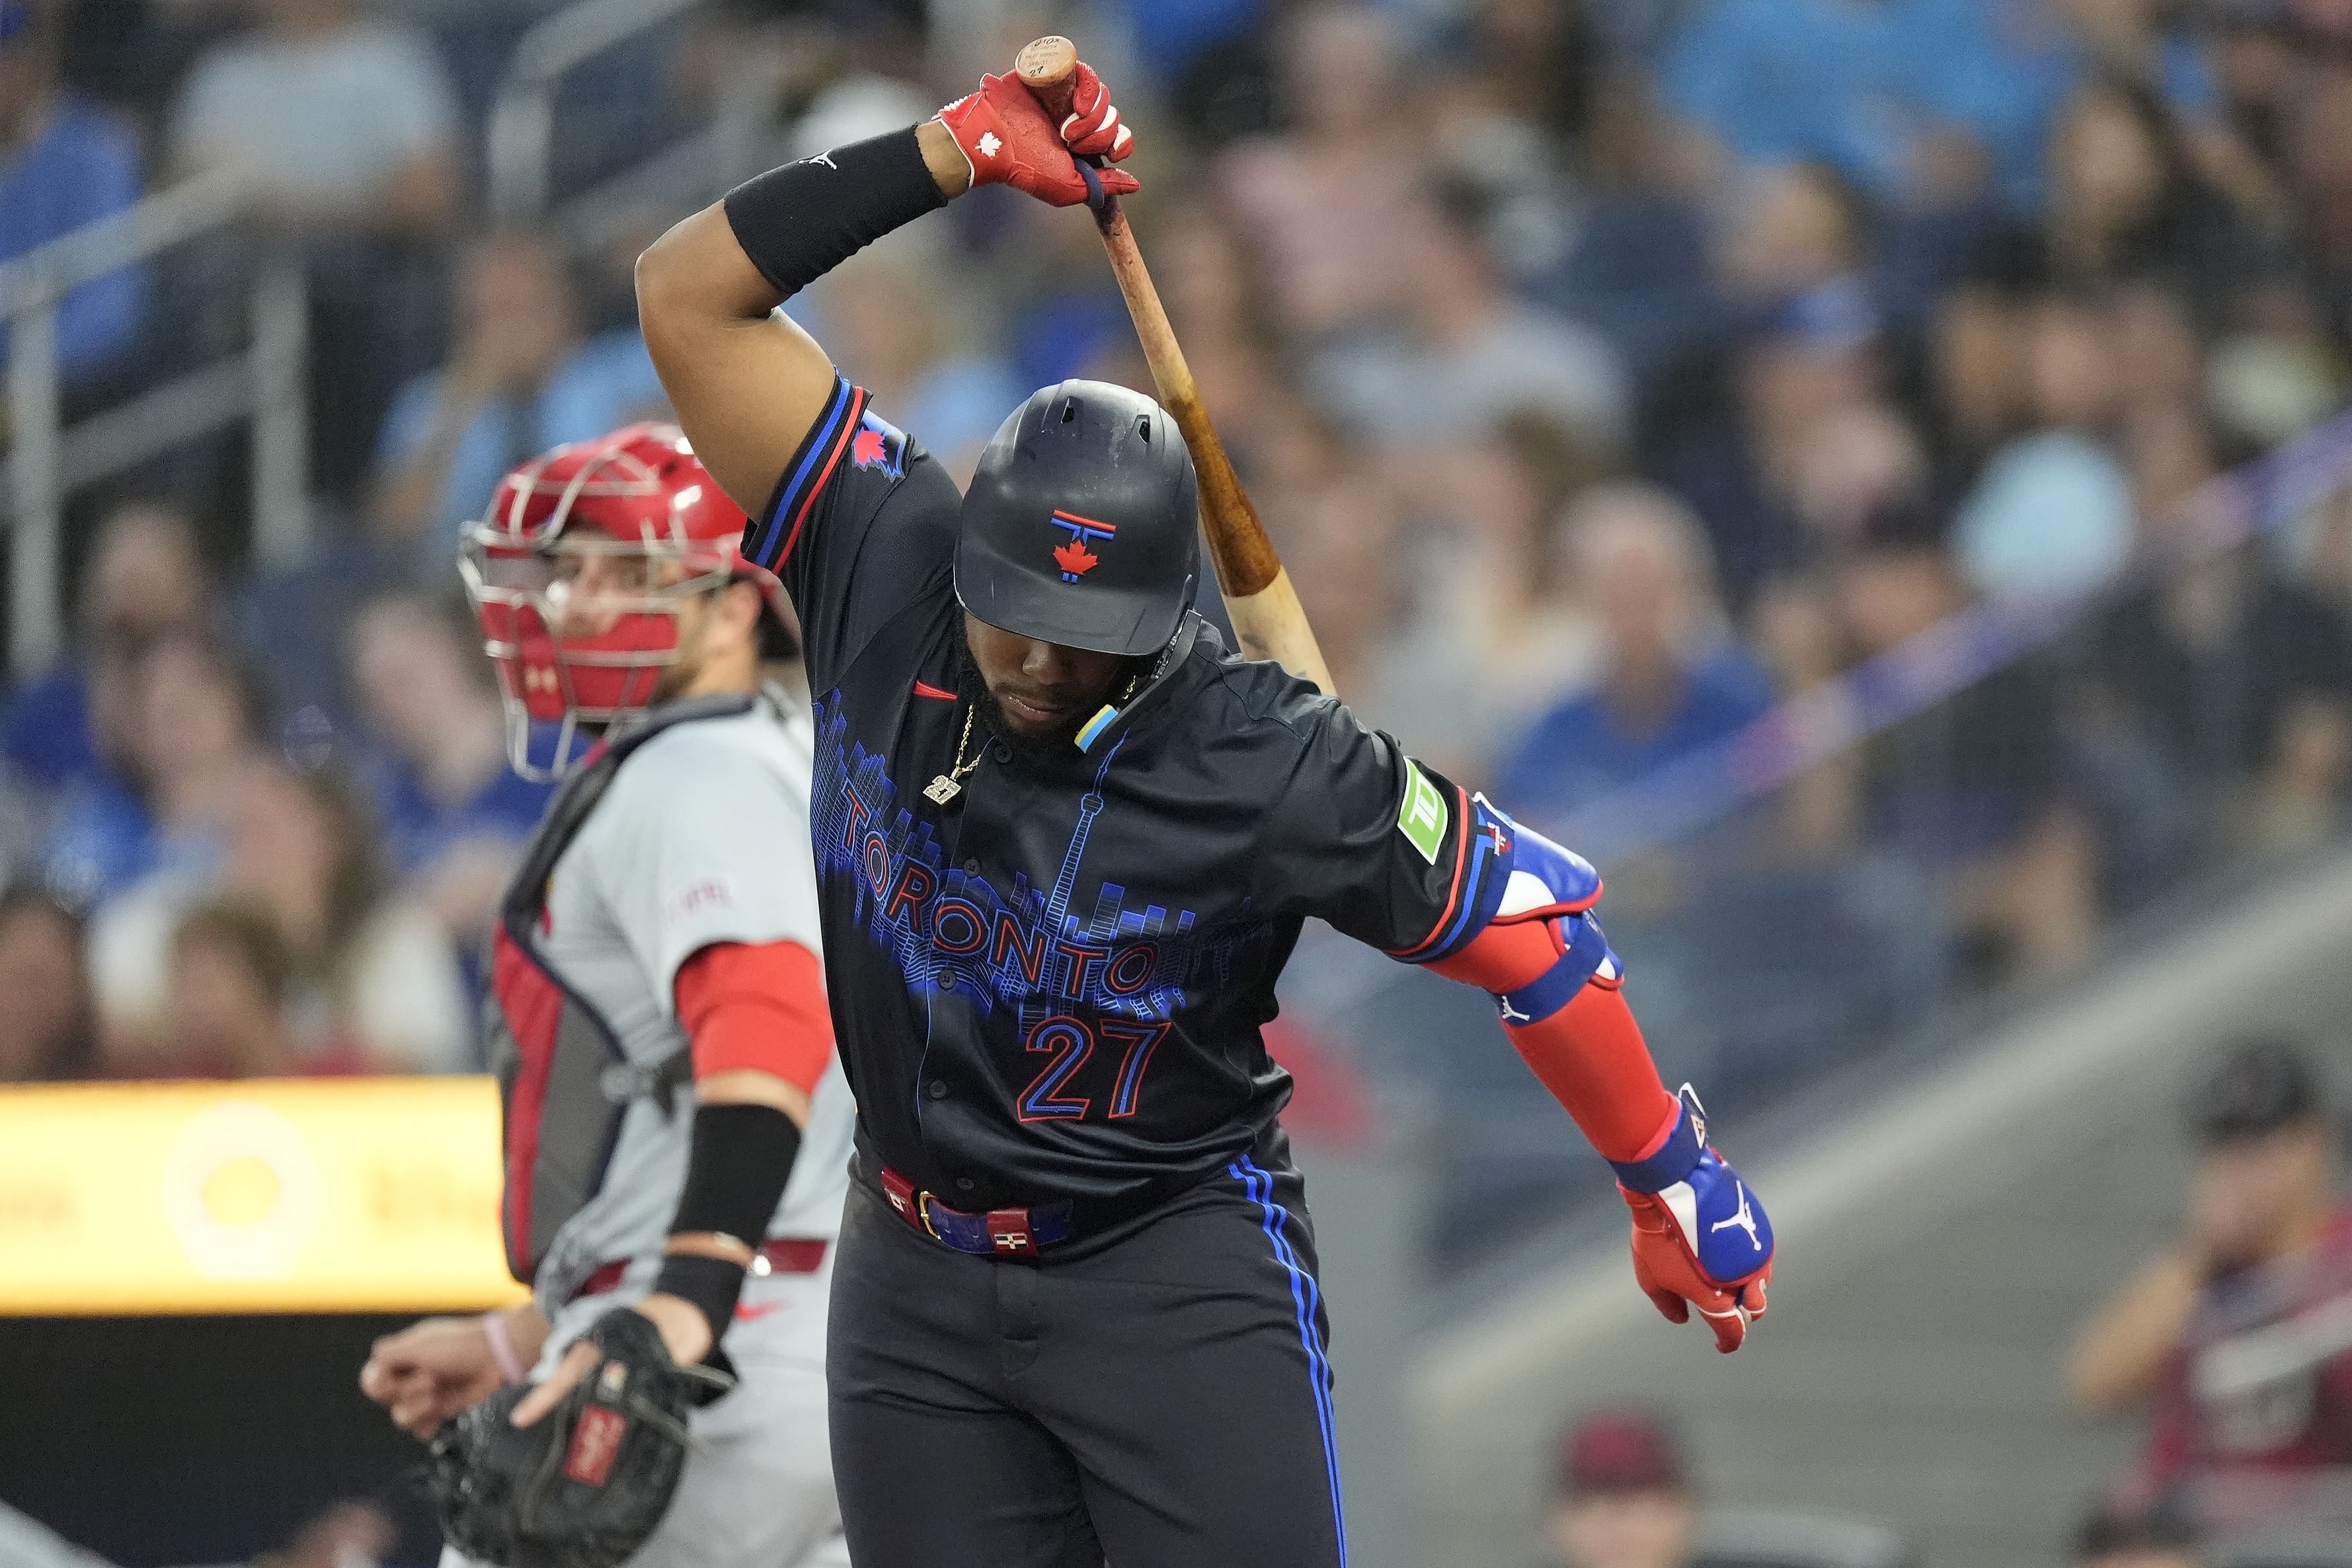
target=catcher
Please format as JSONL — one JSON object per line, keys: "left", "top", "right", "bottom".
{"left": 358, "top": 425, "right": 852, "bottom": 1568}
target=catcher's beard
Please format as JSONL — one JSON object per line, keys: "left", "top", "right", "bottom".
{"left": 650, "top": 590, "right": 723, "bottom": 705}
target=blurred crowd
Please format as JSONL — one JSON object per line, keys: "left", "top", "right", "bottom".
{"left": 1535, "top": 1042, "right": 2349, "bottom": 1565}
{"left": 1526, "top": 1406, "right": 2216, "bottom": 1568}
{"left": 2066, "top": 1037, "right": 2352, "bottom": 1552}
{"left": 1529, "top": 1045, "right": 2352, "bottom": 1562}
{"left": 5, "top": 0, "right": 2352, "bottom": 1091}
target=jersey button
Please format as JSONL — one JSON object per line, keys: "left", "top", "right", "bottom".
{"left": 927, "top": 1079, "right": 949, "bottom": 1099}
{"left": 990, "top": 741, "right": 1012, "bottom": 764}
{"left": 961, "top": 858, "right": 980, "bottom": 875}
{"left": 954, "top": 1177, "right": 975, "bottom": 1193}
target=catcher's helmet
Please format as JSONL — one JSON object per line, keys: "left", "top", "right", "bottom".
{"left": 459, "top": 422, "right": 778, "bottom": 780}
{"left": 954, "top": 380, "right": 1199, "bottom": 657}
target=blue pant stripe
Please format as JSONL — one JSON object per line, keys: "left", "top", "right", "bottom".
{"left": 1230, "top": 1157, "right": 1349, "bottom": 1567}
{"left": 1239, "top": 1156, "right": 1343, "bottom": 1511}
{"left": 1253, "top": 1159, "right": 1349, "bottom": 1568}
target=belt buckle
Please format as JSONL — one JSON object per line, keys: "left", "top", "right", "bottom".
{"left": 916, "top": 1191, "right": 943, "bottom": 1241}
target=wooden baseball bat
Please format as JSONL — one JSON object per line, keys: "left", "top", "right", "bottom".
{"left": 1015, "top": 36, "right": 1338, "bottom": 697}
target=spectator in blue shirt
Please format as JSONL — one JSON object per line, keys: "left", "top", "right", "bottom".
{"left": 1913, "top": 0, "right": 2218, "bottom": 212}
{"left": 42, "top": 629, "right": 264, "bottom": 909}
{"left": 0, "top": 0, "right": 143, "bottom": 383}
{"left": 1658, "top": 0, "right": 1943, "bottom": 204}
{"left": 1497, "top": 484, "right": 1775, "bottom": 823}
{"left": 1659, "top": 0, "right": 2219, "bottom": 214}
{"left": 2, "top": 502, "right": 210, "bottom": 805}
{"left": 3, "top": 504, "right": 213, "bottom": 903}
{"left": 344, "top": 592, "right": 548, "bottom": 955}
{"left": 370, "top": 230, "right": 669, "bottom": 574}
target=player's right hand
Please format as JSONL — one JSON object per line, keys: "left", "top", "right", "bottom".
{"left": 1622, "top": 1146, "right": 1775, "bottom": 1354}
{"left": 935, "top": 60, "right": 1140, "bottom": 209}
{"left": 360, "top": 1315, "right": 508, "bottom": 1437}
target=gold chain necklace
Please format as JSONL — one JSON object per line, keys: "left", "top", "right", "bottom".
{"left": 921, "top": 665, "right": 1150, "bottom": 806}
{"left": 922, "top": 707, "right": 985, "bottom": 804}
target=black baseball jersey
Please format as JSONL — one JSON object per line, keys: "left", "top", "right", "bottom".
{"left": 744, "top": 374, "right": 1510, "bottom": 1218}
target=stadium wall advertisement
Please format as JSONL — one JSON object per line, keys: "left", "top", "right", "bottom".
{"left": 0, "top": 1078, "right": 524, "bottom": 1314}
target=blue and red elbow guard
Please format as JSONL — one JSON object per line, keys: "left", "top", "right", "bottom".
{"left": 1413, "top": 803, "right": 1775, "bottom": 1319}
{"left": 1424, "top": 804, "right": 1682, "bottom": 1168}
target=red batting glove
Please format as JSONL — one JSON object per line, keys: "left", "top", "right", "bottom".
{"left": 936, "top": 65, "right": 1141, "bottom": 209}
{"left": 1624, "top": 1186, "right": 1772, "bottom": 1354}
{"left": 1056, "top": 61, "right": 1135, "bottom": 163}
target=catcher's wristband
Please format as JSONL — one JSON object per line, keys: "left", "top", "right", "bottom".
{"left": 651, "top": 1250, "right": 751, "bottom": 1351}
{"left": 481, "top": 1308, "right": 528, "bottom": 1386}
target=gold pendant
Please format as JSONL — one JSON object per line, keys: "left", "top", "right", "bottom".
{"left": 923, "top": 775, "right": 962, "bottom": 805}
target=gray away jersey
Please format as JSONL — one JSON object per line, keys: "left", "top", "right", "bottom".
{"left": 503, "top": 686, "right": 853, "bottom": 1313}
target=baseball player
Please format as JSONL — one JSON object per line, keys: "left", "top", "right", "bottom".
{"left": 358, "top": 424, "right": 853, "bottom": 1568}
{"left": 633, "top": 57, "right": 1778, "bottom": 1568}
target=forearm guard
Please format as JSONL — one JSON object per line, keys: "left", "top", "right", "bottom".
{"left": 1425, "top": 815, "right": 1682, "bottom": 1169}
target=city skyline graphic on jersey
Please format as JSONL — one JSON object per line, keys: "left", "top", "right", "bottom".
{"left": 810, "top": 694, "right": 1258, "bottom": 1031}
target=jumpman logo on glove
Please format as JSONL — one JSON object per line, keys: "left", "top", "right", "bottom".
{"left": 1708, "top": 1181, "right": 1765, "bottom": 1251}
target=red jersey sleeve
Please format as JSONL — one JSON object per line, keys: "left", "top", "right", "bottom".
{"left": 674, "top": 939, "right": 834, "bottom": 1095}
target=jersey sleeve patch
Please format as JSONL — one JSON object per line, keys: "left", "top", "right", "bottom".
{"left": 1397, "top": 760, "right": 1448, "bottom": 864}
{"left": 662, "top": 874, "right": 740, "bottom": 927}
{"left": 1389, "top": 790, "right": 1513, "bottom": 964}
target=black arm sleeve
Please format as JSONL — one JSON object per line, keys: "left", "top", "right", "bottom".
{"left": 721, "top": 127, "right": 945, "bottom": 300}
{"left": 652, "top": 1103, "right": 802, "bottom": 1347}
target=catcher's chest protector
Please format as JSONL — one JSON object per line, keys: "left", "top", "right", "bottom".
{"left": 485, "top": 694, "right": 754, "bottom": 1285}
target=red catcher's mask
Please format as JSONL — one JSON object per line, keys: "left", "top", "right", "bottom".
{"left": 459, "top": 422, "right": 773, "bottom": 781}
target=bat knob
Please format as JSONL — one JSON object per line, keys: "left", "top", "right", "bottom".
{"left": 1015, "top": 34, "right": 1080, "bottom": 119}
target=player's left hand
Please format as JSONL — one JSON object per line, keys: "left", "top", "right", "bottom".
{"left": 935, "top": 61, "right": 1140, "bottom": 210}
{"left": 1623, "top": 1146, "right": 1774, "bottom": 1354}
{"left": 510, "top": 1293, "right": 713, "bottom": 1429}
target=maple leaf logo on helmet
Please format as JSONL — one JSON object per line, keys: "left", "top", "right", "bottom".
{"left": 1048, "top": 510, "right": 1117, "bottom": 584}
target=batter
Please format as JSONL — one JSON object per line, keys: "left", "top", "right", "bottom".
{"left": 633, "top": 56, "right": 1778, "bottom": 1568}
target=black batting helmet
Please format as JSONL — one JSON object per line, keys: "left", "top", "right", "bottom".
{"left": 954, "top": 381, "right": 1200, "bottom": 657}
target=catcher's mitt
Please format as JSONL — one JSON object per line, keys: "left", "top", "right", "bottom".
{"left": 426, "top": 1309, "right": 732, "bottom": 1568}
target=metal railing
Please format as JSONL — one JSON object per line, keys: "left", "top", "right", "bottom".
{"left": 1, "top": 166, "right": 309, "bottom": 674}
{"left": 1, "top": 0, "right": 763, "bottom": 680}
{"left": 486, "top": 0, "right": 711, "bottom": 224}
{"left": 487, "top": 0, "right": 782, "bottom": 246}
{"left": 1290, "top": 407, "right": 2352, "bottom": 1264}
{"left": 1549, "top": 409, "right": 2352, "bottom": 869}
